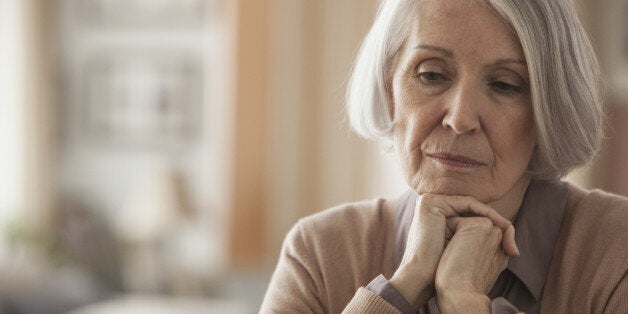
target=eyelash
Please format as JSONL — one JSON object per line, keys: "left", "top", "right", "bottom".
{"left": 416, "top": 71, "right": 523, "bottom": 95}
{"left": 417, "top": 71, "right": 447, "bottom": 84}
{"left": 490, "top": 81, "right": 522, "bottom": 94}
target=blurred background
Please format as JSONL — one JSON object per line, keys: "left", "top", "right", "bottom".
{"left": 0, "top": 0, "right": 626, "bottom": 313}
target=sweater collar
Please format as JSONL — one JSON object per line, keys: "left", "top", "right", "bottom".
{"left": 393, "top": 179, "right": 568, "bottom": 301}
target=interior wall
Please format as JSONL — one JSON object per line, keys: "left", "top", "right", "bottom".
{"left": 263, "top": 0, "right": 407, "bottom": 266}
{"left": 228, "top": 0, "right": 271, "bottom": 268}
{"left": 228, "top": 0, "right": 393, "bottom": 269}
{"left": 568, "top": 0, "right": 628, "bottom": 195}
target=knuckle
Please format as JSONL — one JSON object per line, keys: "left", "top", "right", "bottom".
{"left": 459, "top": 217, "right": 493, "bottom": 232}
{"left": 461, "top": 195, "right": 475, "bottom": 202}
{"left": 491, "top": 226, "right": 503, "bottom": 240}
{"left": 460, "top": 194, "right": 479, "bottom": 205}
{"left": 457, "top": 218, "right": 471, "bottom": 228}
{"left": 474, "top": 217, "right": 494, "bottom": 229}
{"left": 417, "top": 193, "right": 437, "bottom": 204}
{"left": 421, "top": 205, "right": 444, "bottom": 219}
{"left": 491, "top": 225, "right": 502, "bottom": 234}
{"left": 416, "top": 194, "right": 443, "bottom": 215}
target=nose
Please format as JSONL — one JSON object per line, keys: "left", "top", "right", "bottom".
{"left": 442, "top": 82, "right": 482, "bottom": 134}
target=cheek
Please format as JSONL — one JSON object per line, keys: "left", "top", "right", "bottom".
{"left": 515, "top": 111, "right": 536, "bottom": 149}
{"left": 398, "top": 112, "right": 424, "bottom": 152}
{"left": 493, "top": 110, "right": 536, "bottom": 165}
{"left": 393, "top": 84, "right": 440, "bottom": 152}
{"left": 393, "top": 110, "right": 420, "bottom": 175}
{"left": 393, "top": 91, "right": 430, "bottom": 176}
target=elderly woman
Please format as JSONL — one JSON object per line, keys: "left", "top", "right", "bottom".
{"left": 261, "top": 0, "right": 627, "bottom": 313}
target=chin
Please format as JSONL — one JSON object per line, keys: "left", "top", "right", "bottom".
{"left": 412, "top": 175, "right": 491, "bottom": 201}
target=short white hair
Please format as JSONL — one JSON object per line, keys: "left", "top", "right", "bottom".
{"left": 346, "top": 0, "right": 605, "bottom": 179}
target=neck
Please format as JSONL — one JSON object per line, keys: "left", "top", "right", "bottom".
{"left": 487, "top": 176, "right": 532, "bottom": 222}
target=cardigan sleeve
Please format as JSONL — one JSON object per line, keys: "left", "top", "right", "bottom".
{"left": 365, "top": 275, "right": 413, "bottom": 313}
{"left": 260, "top": 221, "right": 403, "bottom": 313}
{"left": 260, "top": 222, "right": 327, "bottom": 313}
{"left": 343, "top": 287, "right": 403, "bottom": 313}
{"left": 363, "top": 275, "right": 522, "bottom": 314}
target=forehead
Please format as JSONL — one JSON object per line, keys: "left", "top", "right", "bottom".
{"left": 407, "top": 0, "right": 524, "bottom": 61}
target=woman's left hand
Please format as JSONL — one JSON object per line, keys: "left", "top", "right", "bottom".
{"left": 434, "top": 216, "right": 510, "bottom": 313}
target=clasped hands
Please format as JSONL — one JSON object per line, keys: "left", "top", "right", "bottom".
{"left": 389, "top": 194, "right": 520, "bottom": 313}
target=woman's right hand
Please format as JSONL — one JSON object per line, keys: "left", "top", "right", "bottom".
{"left": 388, "top": 193, "right": 518, "bottom": 310}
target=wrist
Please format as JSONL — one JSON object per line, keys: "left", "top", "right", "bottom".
{"left": 436, "top": 290, "right": 491, "bottom": 314}
{"left": 389, "top": 265, "right": 434, "bottom": 310}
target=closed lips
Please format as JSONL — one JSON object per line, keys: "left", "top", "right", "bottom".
{"left": 427, "top": 152, "right": 485, "bottom": 166}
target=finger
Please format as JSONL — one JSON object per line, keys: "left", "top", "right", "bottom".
{"left": 418, "top": 194, "right": 519, "bottom": 256}
{"left": 444, "top": 195, "right": 511, "bottom": 229}
{"left": 503, "top": 224, "right": 519, "bottom": 257}
{"left": 445, "top": 197, "right": 518, "bottom": 256}
{"left": 445, "top": 216, "right": 519, "bottom": 257}
{"left": 444, "top": 226, "right": 453, "bottom": 241}
{"left": 445, "top": 216, "right": 462, "bottom": 235}
{"left": 420, "top": 194, "right": 511, "bottom": 230}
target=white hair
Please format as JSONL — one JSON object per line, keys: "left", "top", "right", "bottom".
{"left": 346, "top": 0, "right": 605, "bottom": 179}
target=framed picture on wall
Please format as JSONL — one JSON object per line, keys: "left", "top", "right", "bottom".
{"left": 80, "top": 50, "right": 203, "bottom": 149}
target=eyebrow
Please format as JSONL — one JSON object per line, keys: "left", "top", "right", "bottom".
{"left": 414, "top": 44, "right": 527, "bottom": 66}
{"left": 414, "top": 44, "right": 453, "bottom": 58}
{"left": 493, "top": 58, "right": 527, "bottom": 66}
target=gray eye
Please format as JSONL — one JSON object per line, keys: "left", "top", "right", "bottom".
{"left": 491, "top": 81, "right": 521, "bottom": 94}
{"left": 418, "top": 71, "right": 446, "bottom": 83}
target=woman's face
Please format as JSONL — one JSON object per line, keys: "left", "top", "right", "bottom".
{"left": 392, "top": 0, "right": 536, "bottom": 203}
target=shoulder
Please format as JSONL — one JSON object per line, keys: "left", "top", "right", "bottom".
{"left": 290, "top": 197, "right": 398, "bottom": 256}
{"left": 266, "top": 197, "right": 399, "bottom": 313}
{"left": 555, "top": 183, "right": 627, "bottom": 276}
{"left": 297, "top": 197, "right": 397, "bottom": 238}
{"left": 282, "top": 196, "right": 400, "bottom": 283}
{"left": 566, "top": 182, "right": 628, "bottom": 210}
{"left": 563, "top": 183, "right": 628, "bottom": 240}
{"left": 541, "top": 184, "right": 627, "bottom": 310}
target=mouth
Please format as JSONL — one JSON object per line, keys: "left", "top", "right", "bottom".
{"left": 426, "top": 152, "right": 486, "bottom": 168}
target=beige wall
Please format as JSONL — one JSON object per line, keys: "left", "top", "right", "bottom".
{"left": 228, "top": 0, "right": 272, "bottom": 267}
{"left": 264, "top": 0, "right": 408, "bottom": 265}
{"left": 228, "top": 0, "right": 408, "bottom": 267}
